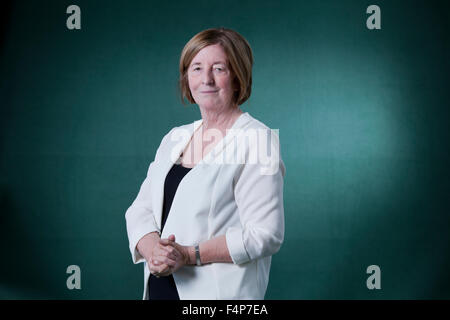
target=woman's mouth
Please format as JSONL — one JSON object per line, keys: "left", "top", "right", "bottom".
{"left": 200, "top": 90, "right": 219, "bottom": 94}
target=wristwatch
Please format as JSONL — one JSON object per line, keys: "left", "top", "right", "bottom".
{"left": 195, "top": 244, "right": 202, "bottom": 266}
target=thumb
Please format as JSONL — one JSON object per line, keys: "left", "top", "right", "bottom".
{"left": 168, "top": 234, "right": 176, "bottom": 242}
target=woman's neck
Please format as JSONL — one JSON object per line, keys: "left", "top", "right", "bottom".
{"left": 199, "top": 105, "right": 243, "bottom": 133}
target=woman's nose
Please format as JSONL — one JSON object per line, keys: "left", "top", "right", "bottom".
{"left": 202, "top": 70, "right": 214, "bottom": 85}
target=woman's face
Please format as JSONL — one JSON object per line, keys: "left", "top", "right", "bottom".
{"left": 187, "top": 44, "right": 236, "bottom": 111}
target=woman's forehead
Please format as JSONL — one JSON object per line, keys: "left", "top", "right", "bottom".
{"left": 191, "top": 44, "right": 228, "bottom": 64}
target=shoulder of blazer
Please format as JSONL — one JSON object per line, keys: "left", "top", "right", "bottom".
{"left": 238, "top": 113, "right": 285, "bottom": 177}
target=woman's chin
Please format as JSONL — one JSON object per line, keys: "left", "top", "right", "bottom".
{"left": 197, "top": 100, "right": 220, "bottom": 110}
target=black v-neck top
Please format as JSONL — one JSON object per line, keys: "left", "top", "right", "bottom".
{"left": 148, "top": 163, "right": 192, "bottom": 300}
{"left": 160, "top": 163, "right": 192, "bottom": 231}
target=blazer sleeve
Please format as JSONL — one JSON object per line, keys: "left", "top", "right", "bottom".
{"left": 125, "top": 128, "right": 173, "bottom": 264}
{"left": 226, "top": 130, "right": 286, "bottom": 265}
{"left": 125, "top": 161, "right": 160, "bottom": 264}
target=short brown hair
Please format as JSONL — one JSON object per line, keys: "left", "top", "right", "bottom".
{"left": 179, "top": 27, "right": 253, "bottom": 106}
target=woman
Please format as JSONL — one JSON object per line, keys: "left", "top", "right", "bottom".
{"left": 125, "top": 27, "right": 286, "bottom": 300}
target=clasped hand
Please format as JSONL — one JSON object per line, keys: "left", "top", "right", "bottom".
{"left": 149, "top": 234, "right": 189, "bottom": 278}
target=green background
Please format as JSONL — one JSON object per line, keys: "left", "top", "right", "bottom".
{"left": 1, "top": 0, "right": 449, "bottom": 299}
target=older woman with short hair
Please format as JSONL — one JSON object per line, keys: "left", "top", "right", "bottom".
{"left": 125, "top": 27, "right": 286, "bottom": 300}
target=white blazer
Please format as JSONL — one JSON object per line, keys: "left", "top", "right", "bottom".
{"left": 125, "top": 112, "right": 286, "bottom": 299}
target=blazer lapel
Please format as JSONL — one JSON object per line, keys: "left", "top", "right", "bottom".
{"left": 152, "top": 120, "right": 202, "bottom": 230}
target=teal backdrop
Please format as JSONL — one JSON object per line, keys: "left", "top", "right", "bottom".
{"left": 1, "top": 0, "right": 449, "bottom": 299}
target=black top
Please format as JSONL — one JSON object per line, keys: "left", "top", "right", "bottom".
{"left": 148, "top": 163, "right": 192, "bottom": 300}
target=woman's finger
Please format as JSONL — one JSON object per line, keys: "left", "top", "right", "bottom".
{"left": 148, "top": 263, "right": 162, "bottom": 276}
{"left": 160, "top": 245, "right": 181, "bottom": 260}
{"left": 154, "top": 242, "right": 182, "bottom": 261}
{"left": 152, "top": 246, "right": 167, "bottom": 259}
{"left": 158, "top": 238, "right": 172, "bottom": 246}
{"left": 154, "top": 242, "right": 178, "bottom": 255}
{"left": 150, "top": 257, "right": 172, "bottom": 269}
{"left": 152, "top": 255, "right": 176, "bottom": 268}
{"left": 149, "top": 260, "right": 171, "bottom": 275}
{"left": 158, "top": 240, "right": 183, "bottom": 257}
